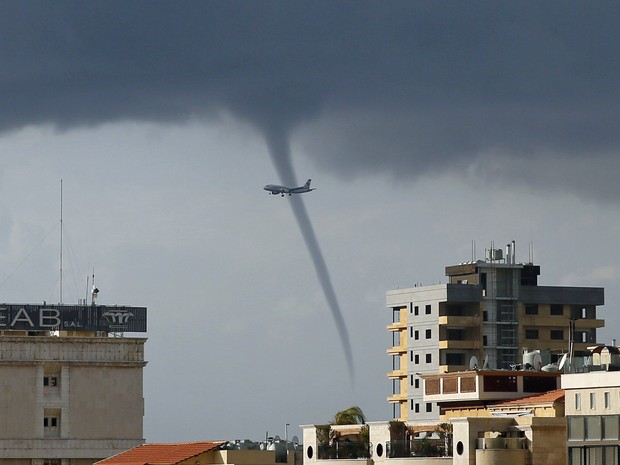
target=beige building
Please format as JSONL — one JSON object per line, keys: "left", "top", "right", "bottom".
{"left": 387, "top": 243, "right": 604, "bottom": 422}
{"left": 0, "top": 303, "right": 147, "bottom": 465}
{"left": 563, "top": 365, "right": 620, "bottom": 465}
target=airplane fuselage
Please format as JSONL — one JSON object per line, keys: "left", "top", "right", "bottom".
{"left": 264, "top": 179, "right": 315, "bottom": 196}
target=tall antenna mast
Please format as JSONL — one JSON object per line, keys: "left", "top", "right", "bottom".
{"left": 60, "top": 179, "right": 63, "bottom": 304}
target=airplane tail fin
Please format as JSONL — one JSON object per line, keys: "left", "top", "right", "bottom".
{"left": 304, "top": 179, "right": 311, "bottom": 188}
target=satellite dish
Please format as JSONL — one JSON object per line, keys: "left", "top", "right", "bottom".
{"left": 532, "top": 353, "right": 543, "bottom": 371}
{"left": 558, "top": 353, "right": 568, "bottom": 371}
{"left": 482, "top": 354, "right": 489, "bottom": 370}
{"left": 469, "top": 356, "right": 479, "bottom": 370}
{"left": 292, "top": 436, "right": 299, "bottom": 445}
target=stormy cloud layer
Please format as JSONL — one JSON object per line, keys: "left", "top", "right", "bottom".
{"left": 2, "top": 1, "right": 620, "bottom": 199}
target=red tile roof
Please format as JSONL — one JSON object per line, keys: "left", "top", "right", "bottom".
{"left": 491, "top": 389, "right": 565, "bottom": 407}
{"left": 95, "top": 441, "right": 227, "bottom": 465}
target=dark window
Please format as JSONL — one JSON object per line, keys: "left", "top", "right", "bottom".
{"left": 525, "top": 304, "right": 538, "bottom": 315}
{"left": 425, "top": 403, "right": 432, "bottom": 413}
{"left": 410, "top": 327, "right": 413, "bottom": 338}
{"left": 551, "top": 329, "right": 564, "bottom": 340}
{"left": 484, "top": 375, "right": 517, "bottom": 392}
{"left": 43, "top": 417, "right": 58, "bottom": 428}
{"left": 425, "top": 353, "right": 432, "bottom": 363}
{"left": 550, "top": 304, "right": 564, "bottom": 316}
{"left": 446, "top": 353, "right": 465, "bottom": 365}
{"left": 414, "top": 306, "right": 419, "bottom": 316}
{"left": 425, "top": 329, "right": 432, "bottom": 339}
{"left": 525, "top": 329, "right": 539, "bottom": 340}
{"left": 414, "top": 403, "right": 420, "bottom": 413}
{"left": 425, "top": 304, "right": 431, "bottom": 315}
{"left": 414, "top": 379, "right": 420, "bottom": 389}
{"left": 415, "top": 330, "right": 419, "bottom": 340}
{"left": 43, "top": 376, "right": 58, "bottom": 387}
{"left": 447, "top": 329, "right": 463, "bottom": 340}
{"left": 483, "top": 335, "right": 488, "bottom": 346}
{"left": 414, "top": 354, "right": 419, "bottom": 364}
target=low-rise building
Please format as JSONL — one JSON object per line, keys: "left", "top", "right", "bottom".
{"left": 562, "top": 359, "right": 620, "bottom": 465}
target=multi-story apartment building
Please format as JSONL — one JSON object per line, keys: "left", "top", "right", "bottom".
{"left": 0, "top": 303, "right": 147, "bottom": 465}
{"left": 386, "top": 242, "right": 604, "bottom": 422}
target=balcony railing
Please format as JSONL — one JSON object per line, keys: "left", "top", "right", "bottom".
{"left": 317, "top": 441, "right": 370, "bottom": 459}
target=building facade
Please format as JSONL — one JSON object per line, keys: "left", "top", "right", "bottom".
{"left": 0, "top": 304, "right": 147, "bottom": 465}
{"left": 386, "top": 243, "right": 604, "bottom": 422}
{"left": 563, "top": 369, "right": 620, "bottom": 465}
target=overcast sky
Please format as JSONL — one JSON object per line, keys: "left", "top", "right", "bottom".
{"left": 1, "top": 1, "right": 620, "bottom": 442}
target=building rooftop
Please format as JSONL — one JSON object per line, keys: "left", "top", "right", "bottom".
{"left": 95, "top": 441, "right": 227, "bottom": 465}
{"left": 491, "top": 388, "right": 565, "bottom": 407}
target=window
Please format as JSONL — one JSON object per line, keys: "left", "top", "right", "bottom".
{"left": 43, "top": 461, "right": 61, "bottom": 465}
{"left": 414, "top": 306, "right": 419, "bottom": 316}
{"left": 414, "top": 379, "right": 420, "bottom": 389}
{"left": 410, "top": 327, "right": 413, "bottom": 338}
{"left": 525, "top": 304, "right": 538, "bottom": 315}
{"left": 410, "top": 399, "right": 414, "bottom": 410}
{"left": 414, "top": 354, "right": 419, "bottom": 364}
{"left": 43, "top": 376, "right": 58, "bottom": 387}
{"left": 525, "top": 329, "right": 539, "bottom": 340}
{"left": 606, "top": 392, "right": 611, "bottom": 410}
{"left": 410, "top": 375, "right": 414, "bottom": 386}
{"left": 551, "top": 329, "right": 564, "bottom": 340}
{"left": 446, "top": 353, "right": 465, "bottom": 366}
{"left": 483, "top": 335, "right": 488, "bottom": 346}
{"left": 425, "top": 304, "right": 431, "bottom": 315}
{"left": 392, "top": 308, "right": 400, "bottom": 323}
{"left": 44, "top": 413, "right": 60, "bottom": 438}
{"left": 603, "top": 416, "right": 620, "bottom": 440}
{"left": 575, "top": 393, "right": 581, "bottom": 410}
{"left": 425, "top": 353, "right": 432, "bottom": 363}
{"left": 590, "top": 392, "right": 596, "bottom": 410}
{"left": 414, "top": 330, "right": 419, "bottom": 340}
{"left": 425, "top": 403, "right": 432, "bottom": 413}
{"left": 425, "top": 329, "right": 431, "bottom": 339}
{"left": 550, "top": 304, "right": 563, "bottom": 316}
{"left": 414, "top": 403, "right": 419, "bottom": 413}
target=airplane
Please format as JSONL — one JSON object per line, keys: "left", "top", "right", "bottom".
{"left": 264, "top": 179, "right": 316, "bottom": 196}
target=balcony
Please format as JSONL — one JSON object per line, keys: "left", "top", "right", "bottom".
{"left": 438, "top": 315, "right": 480, "bottom": 326}
{"left": 438, "top": 340, "right": 479, "bottom": 350}
{"left": 387, "top": 392, "right": 407, "bottom": 403}
{"left": 575, "top": 318, "right": 605, "bottom": 329}
{"left": 387, "top": 369, "right": 407, "bottom": 379}
{"left": 387, "top": 346, "right": 407, "bottom": 355}
{"left": 387, "top": 321, "right": 407, "bottom": 331}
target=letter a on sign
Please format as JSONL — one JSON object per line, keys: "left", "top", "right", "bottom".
{"left": 11, "top": 308, "right": 35, "bottom": 327}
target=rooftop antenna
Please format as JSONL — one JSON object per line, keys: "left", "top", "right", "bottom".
{"left": 59, "top": 179, "right": 63, "bottom": 304}
{"left": 91, "top": 269, "right": 99, "bottom": 305}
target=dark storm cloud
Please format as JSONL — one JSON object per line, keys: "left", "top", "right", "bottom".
{"left": 2, "top": 1, "right": 620, "bottom": 195}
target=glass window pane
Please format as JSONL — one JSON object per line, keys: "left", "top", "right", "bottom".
{"left": 604, "top": 446, "right": 618, "bottom": 465}
{"left": 586, "top": 416, "right": 602, "bottom": 441}
{"left": 569, "top": 417, "right": 585, "bottom": 441}
{"left": 604, "top": 416, "right": 620, "bottom": 440}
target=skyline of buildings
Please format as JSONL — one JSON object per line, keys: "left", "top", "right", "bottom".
{"left": 386, "top": 242, "right": 604, "bottom": 422}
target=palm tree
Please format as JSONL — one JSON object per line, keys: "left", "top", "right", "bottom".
{"left": 329, "top": 406, "right": 368, "bottom": 459}
{"left": 332, "top": 406, "right": 366, "bottom": 425}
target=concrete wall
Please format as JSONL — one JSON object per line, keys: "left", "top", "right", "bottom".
{"left": 0, "top": 335, "right": 146, "bottom": 462}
